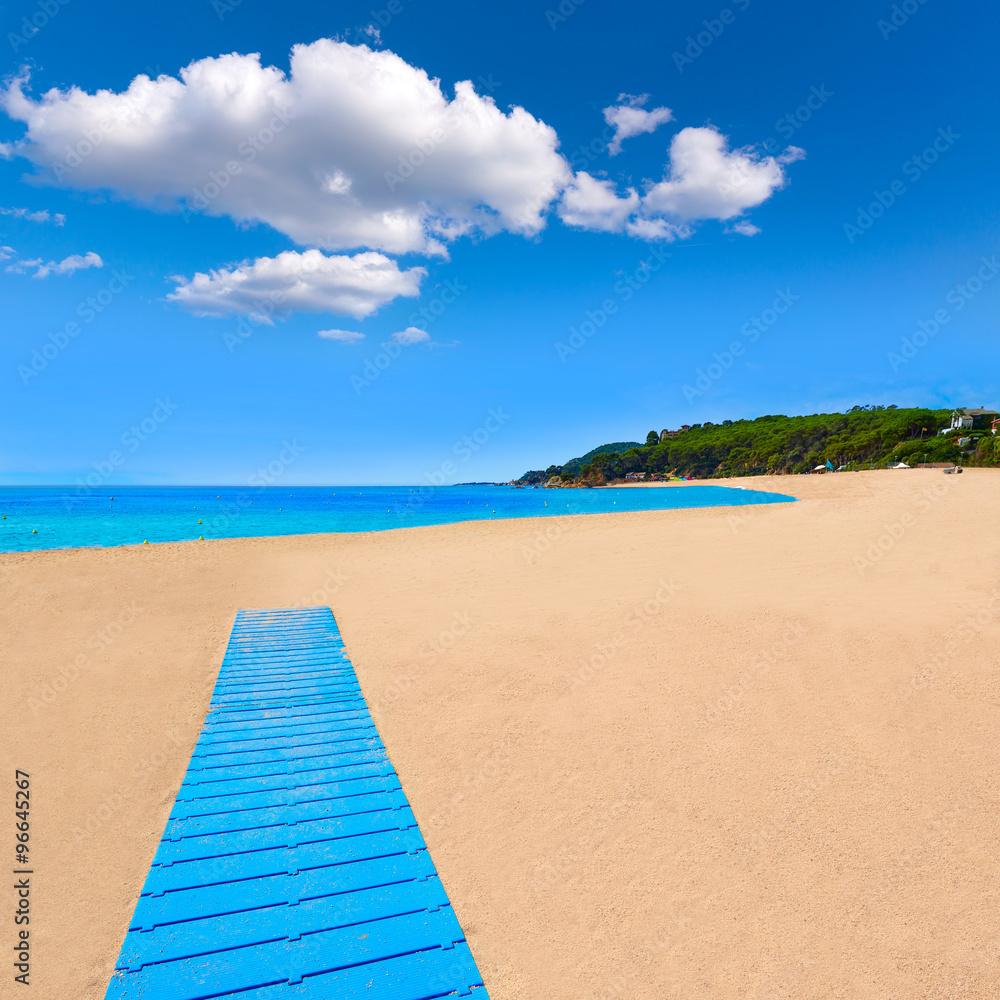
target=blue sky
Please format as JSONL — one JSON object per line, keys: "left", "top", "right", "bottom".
{"left": 1, "top": 0, "right": 997, "bottom": 485}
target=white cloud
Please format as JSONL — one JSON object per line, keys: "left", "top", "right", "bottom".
{"left": 318, "top": 327, "right": 364, "bottom": 343}
{"left": 0, "top": 206, "right": 65, "bottom": 225}
{"left": 2, "top": 41, "right": 570, "bottom": 256}
{"left": 728, "top": 220, "right": 761, "bottom": 237}
{"left": 34, "top": 251, "right": 102, "bottom": 278}
{"left": 557, "top": 172, "right": 640, "bottom": 233}
{"left": 603, "top": 94, "right": 673, "bottom": 156}
{"left": 4, "top": 249, "right": 102, "bottom": 277}
{"left": 640, "top": 127, "right": 794, "bottom": 222}
{"left": 0, "top": 43, "right": 803, "bottom": 283}
{"left": 388, "top": 325, "right": 457, "bottom": 348}
{"left": 624, "top": 217, "right": 691, "bottom": 242}
{"left": 390, "top": 326, "right": 430, "bottom": 345}
{"left": 9, "top": 258, "right": 43, "bottom": 273}
{"left": 777, "top": 146, "right": 807, "bottom": 166}
{"left": 167, "top": 249, "right": 425, "bottom": 321}
{"left": 559, "top": 126, "right": 800, "bottom": 239}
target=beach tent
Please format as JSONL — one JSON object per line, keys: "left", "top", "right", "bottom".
{"left": 891, "top": 462, "right": 911, "bottom": 469}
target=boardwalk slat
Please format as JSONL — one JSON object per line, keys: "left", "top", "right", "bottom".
{"left": 106, "top": 607, "right": 488, "bottom": 999}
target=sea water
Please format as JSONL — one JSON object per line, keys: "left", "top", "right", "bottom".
{"left": 0, "top": 484, "right": 796, "bottom": 553}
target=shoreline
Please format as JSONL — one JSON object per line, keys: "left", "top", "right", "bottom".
{"left": 0, "top": 481, "right": 799, "bottom": 556}
{"left": 3, "top": 469, "right": 999, "bottom": 999}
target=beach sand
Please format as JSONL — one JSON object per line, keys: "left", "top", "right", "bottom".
{"left": 2, "top": 469, "right": 998, "bottom": 999}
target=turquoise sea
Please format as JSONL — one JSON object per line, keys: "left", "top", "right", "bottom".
{"left": 0, "top": 484, "right": 796, "bottom": 553}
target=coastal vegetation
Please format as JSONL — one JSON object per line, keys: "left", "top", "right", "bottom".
{"left": 516, "top": 406, "right": 1000, "bottom": 484}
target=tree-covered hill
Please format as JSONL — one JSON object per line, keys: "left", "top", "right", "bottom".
{"left": 561, "top": 442, "right": 644, "bottom": 476}
{"left": 515, "top": 406, "right": 999, "bottom": 484}
{"left": 518, "top": 441, "right": 642, "bottom": 485}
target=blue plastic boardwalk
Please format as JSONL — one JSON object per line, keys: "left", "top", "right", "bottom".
{"left": 106, "top": 607, "right": 489, "bottom": 1000}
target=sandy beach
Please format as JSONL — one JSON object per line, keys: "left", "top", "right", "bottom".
{"left": 2, "top": 469, "right": 998, "bottom": 1000}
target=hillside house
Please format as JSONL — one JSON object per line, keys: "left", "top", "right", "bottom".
{"left": 949, "top": 407, "right": 999, "bottom": 431}
{"left": 659, "top": 427, "right": 689, "bottom": 442}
